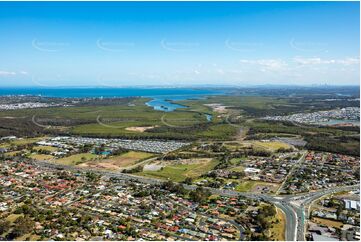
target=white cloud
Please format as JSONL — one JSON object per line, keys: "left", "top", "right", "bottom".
{"left": 0, "top": 70, "right": 29, "bottom": 76}
{"left": 0, "top": 70, "right": 16, "bottom": 76}
{"left": 337, "top": 57, "right": 360, "bottom": 65}
{"left": 293, "top": 57, "right": 359, "bottom": 65}
{"left": 216, "top": 69, "right": 225, "bottom": 75}
{"left": 240, "top": 59, "right": 287, "bottom": 71}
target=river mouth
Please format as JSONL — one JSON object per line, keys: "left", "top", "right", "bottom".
{"left": 145, "top": 95, "right": 213, "bottom": 122}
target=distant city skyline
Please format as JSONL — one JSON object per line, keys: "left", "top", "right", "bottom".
{"left": 0, "top": 1, "right": 359, "bottom": 87}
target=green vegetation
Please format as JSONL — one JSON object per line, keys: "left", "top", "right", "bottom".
{"left": 178, "top": 95, "right": 288, "bottom": 117}
{"left": 33, "top": 145, "right": 57, "bottom": 152}
{"left": 81, "top": 151, "right": 155, "bottom": 170}
{"left": 0, "top": 93, "right": 358, "bottom": 155}
{"left": 54, "top": 153, "right": 99, "bottom": 166}
{"left": 248, "top": 120, "right": 359, "bottom": 156}
{"left": 0, "top": 137, "right": 44, "bottom": 149}
{"left": 138, "top": 159, "right": 219, "bottom": 182}
{"left": 268, "top": 208, "right": 286, "bottom": 241}
{"left": 29, "top": 154, "right": 54, "bottom": 161}
{"left": 118, "top": 151, "right": 153, "bottom": 160}
{"left": 235, "top": 181, "right": 278, "bottom": 192}
{"left": 251, "top": 141, "right": 292, "bottom": 152}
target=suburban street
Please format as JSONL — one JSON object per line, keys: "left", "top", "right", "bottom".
{"left": 275, "top": 151, "right": 307, "bottom": 195}
{"left": 36, "top": 161, "right": 359, "bottom": 241}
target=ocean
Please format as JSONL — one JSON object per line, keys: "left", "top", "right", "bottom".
{"left": 0, "top": 87, "right": 222, "bottom": 98}
{"left": 0, "top": 87, "right": 223, "bottom": 112}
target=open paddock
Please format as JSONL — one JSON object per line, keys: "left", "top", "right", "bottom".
{"left": 138, "top": 158, "right": 218, "bottom": 182}
{"left": 29, "top": 154, "right": 54, "bottom": 161}
{"left": 251, "top": 141, "right": 292, "bottom": 152}
{"left": 53, "top": 153, "right": 99, "bottom": 166}
{"left": 78, "top": 151, "right": 153, "bottom": 170}
{"left": 236, "top": 180, "right": 279, "bottom": 193}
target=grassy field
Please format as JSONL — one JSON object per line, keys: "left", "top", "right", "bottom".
{"left": 0, "top": 95, "right": 357, "bottom": 155}
{"left": 251, "top": 141, "right": 292, "bottom": 152}
{"left": 65, "top": 104, "right": 226, "bottom": 139}
{"left": 312, "top": 217, "right": 344, "bottom": 229}
{"left": 10, "top": 137, "right": 44, "bottom": 145}
{"left": 138, "top": 159, "right": 219, "bottom": 182}
{"left": 229, "top": 164, "right": 245, "bottom": 172}
{"left": 178, "top": 96, "right": 287, "bottom": 113}
{"left": 78, "top": 151, "right": 154, "bottom": 170}
{"left": 33, "top": 145, "right": 58, "bottom": 152}
{"left": 268, "top": 207, "right": 286, "bottom": 241}
{"left": 235, "top": 180, "right": 279, "bottom": 192}
{"left": 6, "top": 213, "right": 23, "bottom": 223}
{"left": 248, "top": 119, "right": 360, "bottom": 156}
{"left": 29, "top": 153, "right": 54, "bottom": 161}
{"left": 119, "top": 151, "right": 153, "bottom": 160}
{"left": 53, "top": 153, "right": 99, "bottom": 166}
{"left": 4, "top": 151, "right": 23, "bottom": 157}
{"left": 198, "top": 124, "right": 238, "bottom": 139}
{"left": 0, "top": 137, "right": 44, "bottom": 149}
{"left": 0, "top": 96, "right": 240, "bottom": 140}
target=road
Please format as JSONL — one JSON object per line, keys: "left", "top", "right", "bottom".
{"left": 275, "top": 151, "right": 307, "bottom": 195}
{"left": 119, "top": 156, "right": 159, "bottom": 172}
{"left": 36, "top": 161, "right": 359, "bottom": 241}
{"left": 287, "top": 184, "right": 360, "bottom": 241}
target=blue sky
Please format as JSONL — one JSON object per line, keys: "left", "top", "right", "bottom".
{"left": 0, "top": 1, "right": 359, "bottom": 87}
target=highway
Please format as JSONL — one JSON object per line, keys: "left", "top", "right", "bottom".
{"left": 36, "top": 161, "right": 359, "bottom": 241}
{"left": 288, "top": 184, "right": 360, "bottom": 241}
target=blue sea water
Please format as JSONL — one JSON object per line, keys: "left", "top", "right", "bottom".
{"left": 0, "top": 87, "right": 222, "bottom": 112}
{"left": 0, "top": 87, "right": 220, "bottom": 98}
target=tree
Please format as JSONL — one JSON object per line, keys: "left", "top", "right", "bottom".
{"left": 7, "top": 216, "right": 34, "bottom": 239}
{"left": 0, "top": 221, "right": 10, "bottom": 234}
{"left": 260, "top": 205, "right": 276, "bottom": 217}
{"left": 85, "top": 171, "right": 100, "bottom": 181}
{"left": 183, "top": 177, "right": 193, "bottom": 185}
{"left": 189, "top": 187, "right": 211, "bottom": 203}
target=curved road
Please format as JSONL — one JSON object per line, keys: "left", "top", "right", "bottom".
{"left": 36, "top": 161, "right": 359, "bottom": 241}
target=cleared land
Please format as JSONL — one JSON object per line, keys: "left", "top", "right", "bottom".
{"left": 53, "top": 153, "right": 99, "bottom": 166}
{"left": 78, "top": 151, "right": 153, "bottom": 170}
{"left": 33, "top": 145, "right": 58, "bottom": 152}
{"left": 29, "top": 154, "right": 54, "bottom": 161}
{"left": 0, "top": 137, "right": 44, "bottom": 149}
{"left": 251, "top": 141, "right": 292, "bottom": 152}
{"left": 312, "top": 217, "right": 344, "bottom": 229}
{"left": 10, "top": 137, "right": 44, "bottom": 146}
{"left": 236, "top": 180, "right": 279, "bottom": 193}
{"left": 138, "top": 158, "right": 218, "bottom": 182}
{"left": 4, "top": 151, "right": 22, "bottom": 157}
{"left": 125, "top": 126, "right": 158, "bottom": 132}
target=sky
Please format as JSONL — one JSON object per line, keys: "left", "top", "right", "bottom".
{"left": 0, "top": 1, "right": 359, "bottom": 87}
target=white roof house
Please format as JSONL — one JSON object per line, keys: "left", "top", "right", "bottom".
{"left": 244, "top": 167, "right": 261, "bottom": 173}
{"left": 344, "top": 199, "right": 360, "bottom": 210}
